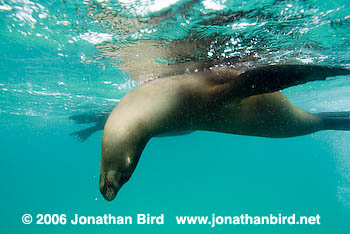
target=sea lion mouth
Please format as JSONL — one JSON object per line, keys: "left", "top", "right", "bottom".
{"left": 99, "top": 173, "right": 119, "bottom": 201}
{"left": 103, "top": 186, "right": 117, "bottom": 201}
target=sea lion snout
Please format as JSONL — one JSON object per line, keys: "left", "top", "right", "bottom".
{"left": 99, "top": 170, "right": 122, "bottom": 201}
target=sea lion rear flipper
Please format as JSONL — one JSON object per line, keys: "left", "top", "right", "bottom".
{"left": 234, "top": 65, "right": 350, "bottom": 97}
{"left": 316, "top": 111, "right": 350, "bottom": 131}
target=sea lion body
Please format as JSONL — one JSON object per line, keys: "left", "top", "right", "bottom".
{"left": 104, "top": 69, "right": 320, "bottom": 140}
{"left": 100, "top": 67, "right": 332, "bottom": 201}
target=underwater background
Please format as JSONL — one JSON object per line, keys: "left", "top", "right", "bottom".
{"left": 1, "top": 0, "right": 350, "bottom": 233}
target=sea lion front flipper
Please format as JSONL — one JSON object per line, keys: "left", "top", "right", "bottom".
{"left": 233, "top": 65, "right": 350, "bottom": 98}
{"left": 69, "top": 108, "right": 112, "bottom": 141}
{"left": 70, "top": 125, "right": 101, "bottom": 142}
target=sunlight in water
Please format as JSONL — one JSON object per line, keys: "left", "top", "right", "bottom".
{"left": 329, "top": 133, "right": 350, "bottom": 208}
{"left": 118, "top": 0, "right": 181, "bottom": 15}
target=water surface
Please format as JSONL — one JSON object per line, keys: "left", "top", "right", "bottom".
{"left": 1, "top": 0, "right": 350, "bottom": 233}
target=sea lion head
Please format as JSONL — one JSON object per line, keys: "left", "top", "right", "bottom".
{"left": 99, "top": 150, "right": 139, "bottom": 201}
{"left": 99, "top": 171, "right": 129, "bottom": 201}
{"left": 99, "top": 127, "right": 148, "bottom": 201}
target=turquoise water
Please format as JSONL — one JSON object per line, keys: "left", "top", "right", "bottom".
{"left": 1, "top": 0, "right": 350, "bottom": 233}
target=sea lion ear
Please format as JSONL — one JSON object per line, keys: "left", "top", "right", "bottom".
{"left": 234, "top": 65, "right": 350, "bottom": 98}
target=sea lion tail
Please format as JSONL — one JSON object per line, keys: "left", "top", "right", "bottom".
{"left": 316, "top": 111, "right": 350, "bottom": 131}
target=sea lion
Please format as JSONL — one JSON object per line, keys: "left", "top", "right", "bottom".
{"left": 96, "top": 64, "right": 350, "bottom": 201}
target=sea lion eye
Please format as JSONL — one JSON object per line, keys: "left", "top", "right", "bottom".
{"left": 126, "top": 156, "right": 132, "bottom": 165}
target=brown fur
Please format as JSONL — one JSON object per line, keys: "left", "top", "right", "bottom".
{"left": 99, "top": 68, "right": 322, "bottom": 201}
